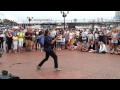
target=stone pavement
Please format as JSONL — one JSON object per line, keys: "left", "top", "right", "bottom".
{"left": 0, "top": 50, "right": 120, "bottom": 79}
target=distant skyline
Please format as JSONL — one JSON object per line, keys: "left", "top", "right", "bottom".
{"left": 0, "top": 11, "right": 116, "bottom": 22}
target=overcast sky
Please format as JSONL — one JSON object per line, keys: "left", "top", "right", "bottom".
{"left": 0, "top": 11, "right": 115, "bottom": 22}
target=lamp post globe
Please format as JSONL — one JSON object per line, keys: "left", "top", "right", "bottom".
{"left": 60, "top": 11, "right": 69, "bottom": 30}
{"left": 27, "top": 17, "right": 33, "bottom": 27}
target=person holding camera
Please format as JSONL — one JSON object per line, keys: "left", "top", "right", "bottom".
{"left": 0, "top": 31, "right": 4, "bottom": 57}
{"left": 0, "top": 70, "right": 20, "bottom": 79}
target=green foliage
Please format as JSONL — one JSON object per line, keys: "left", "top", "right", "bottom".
{"left": 2, "top": 19, "right": 17, "bottom": 26}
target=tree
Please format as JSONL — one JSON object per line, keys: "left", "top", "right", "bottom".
{"left": 2, "top": 19, "right": 17, "bottom": 26}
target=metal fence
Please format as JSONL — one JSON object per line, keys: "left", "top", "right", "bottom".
{"left": 17, "top": 19, "right": 120, "bottom": 24}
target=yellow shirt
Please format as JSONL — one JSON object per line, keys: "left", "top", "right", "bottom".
{"left": 17, "top": 32, "right": 24, "bottom": 41}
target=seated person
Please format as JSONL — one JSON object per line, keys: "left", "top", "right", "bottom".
{"left": 81, "top": 41, "right": 89, "bottom": 52}
{"left": 67, "top": 43, "right": 76, "bottom": 50}
{"left": 96, "top": 41, "right": 101, "bottom": 53}
{"left": 108, "top": 44, "right": 113, "bottom": 54}
{"left": 99, "top": 41, "right": 107, "bottom": 53}
{"left": 73, "top": 39, "right": 78, "bottom": 49}
{"left": 114, "top": 45, "right": 120, "bottom": 55}
{"left": 88, "top": 40, "right": 96, "bottom": 53}
{"left": 76, "top": 41, "right": 82, "bottom": 50}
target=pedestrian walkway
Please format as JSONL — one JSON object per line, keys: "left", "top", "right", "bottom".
{"left": 0, "top": 50, "right": 120, "bottom": 79}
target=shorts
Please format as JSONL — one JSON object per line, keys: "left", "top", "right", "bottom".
{"left": 25, "top": 40, "right": 31, "bottom": 46}
{"left": 57, "top": 42, "right": 62, "bottom": 46}
{"left": 18, "top": 40, "right": 23, "bottom": 47}
{"left": 13, "top": 41, "right": 18, "bottom": 49}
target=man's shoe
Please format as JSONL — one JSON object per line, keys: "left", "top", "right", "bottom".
{"left": 36, "top": 66, "right": 42, "bottom": 70}
{"left": 54, "top": 68, "right": 61, "bottom": 71}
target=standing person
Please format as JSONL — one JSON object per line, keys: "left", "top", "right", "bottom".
{"left": 39, "top": 33, "right": 44, "bottom": 52}
{"left": 87, "top": 31, "right": 93, "bottom": 44}
{"left": 0, "top": 31, "right": 4, "bottom": 57}
{"left": 36, "top": 29, "right": 61, "bottom": 71}
{"left": 35, "top": 29, "right": 40, "bottom": 50}
{"left": 12, "top": 33, "right": 18, "bottom": 53}
{"left": 31, "top": 30, "right": 37, "bottom": 50}
{"left": 50, "top": 29, "right": 57, "bottom": 49}
{"left": 6, "top": 30, "right": 13, "bottom": 53}
{"left": 39, "top": 29, "right": 45, "bottom": 52}
{"left": 111, "top": 29, "right": 118, "bottom": 52}
{"left": 81, "top": 29, "right": 88, "bottom": 42}
{"left": 24, "top": 29, "right": 31, "bottom": 52}
{"left": 93, "top": 31, "right": 99, "bottom": 49}
{"left": 56, "top": 31, "right": 62, "bottom": 50}
{"left": 117, "top": 30, "right": 120, "bottom": 45}
{"left": 0, "top": 31, "right": 4, "bottom": 48}
{"left": 17, "top": 28, "right": 24, "bottom": 53}
{"left": 64, "top": 32, "right": 69, "bottom": 49}
{"left": 98, "top": 28, "right": 104, "bottom": 42}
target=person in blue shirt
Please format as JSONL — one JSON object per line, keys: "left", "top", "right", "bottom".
{"left": 39, "top": 32, "right": 45, "bottom": 52}
{"left": 36, "top": 29, "right": 61, "bottom": 71}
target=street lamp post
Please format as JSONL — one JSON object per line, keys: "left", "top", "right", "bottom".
{"left": 27, "top": 17, "right": 33, "bottom": 27}
{"left": 60, "top": 11, "right": 69, "bottom": 30}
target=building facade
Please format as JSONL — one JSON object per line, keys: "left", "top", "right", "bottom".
{"left": 115, "top": 11, "right": 120, "bottom": 21}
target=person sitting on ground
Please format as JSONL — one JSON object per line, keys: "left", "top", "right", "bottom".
{"left": 76, "top": 41, "right": 82, "bottom": 50}
{"left": 67, "top": 43, "right": 76, "bottom": 50}
{"left": 99, "top": 41, "right": 107, "bottom": 54}
{"left": 81, "top": 41, "right": 89, "bottom": 52}
{"left": 73, "top": 39, "right": 78, "bottom": 49}
{"left": 114, "top": 45, "right": 120, "bottom": 55}
{"left": 88, "top": 40, "right": 96, "bottom": 53}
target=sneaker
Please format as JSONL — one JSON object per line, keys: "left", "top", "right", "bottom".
{"left": 36, "top": 66, "right": 42, "bottom": 70}
{"left": 54, "top": 68, "right": 61, "bottom": 71}
{"left": 41, "top": 49, "right": 43, "bottom": 52}
{"left": 89, "top": 51, "right": 92, "bottom": 53}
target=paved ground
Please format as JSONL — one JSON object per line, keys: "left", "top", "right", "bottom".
{"left": 0, "top": 49, "right": 120, "bottom": 79}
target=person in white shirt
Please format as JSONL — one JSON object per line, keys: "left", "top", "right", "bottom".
{"left": 50, "top": 29, "right": 56, "bottom": 38}
{"left": 50, "top": 29, "right": 57, "bottom": 49}
{"left": 88, "top": 31, "right": 93, "bottom": 44}
{"left": 99, "top": 41, "right": 107, "bottom": 53}
{"left": 12, "top": 33, "right": 18, "bottom": 53}
{"left": 0, "top": 31, "right": 5, "bottom": 52}
{"left": 81, "top": 29, "right": 88, "bottom": 42}
{"left": 56, "top": 31, "right": 62, "bottom": 50}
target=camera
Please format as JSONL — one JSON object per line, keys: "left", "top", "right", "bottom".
{"left": 0, "top": 70, "right": 20, "bottom": 79}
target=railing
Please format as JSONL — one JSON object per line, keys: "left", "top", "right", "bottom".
{"left": 16, "top": 19, "right": 120, "bottom": 24}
